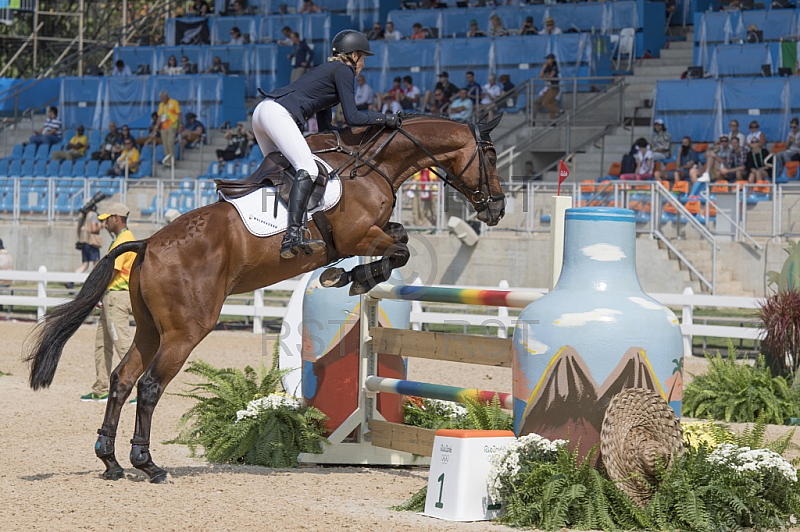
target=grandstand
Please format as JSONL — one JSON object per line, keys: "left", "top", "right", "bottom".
{"left": 0, "top": 0, "right": 799, "bottom": 297}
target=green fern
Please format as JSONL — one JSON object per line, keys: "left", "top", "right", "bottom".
{"left": 166, "top": 348, "right": 328, "bottom": 468}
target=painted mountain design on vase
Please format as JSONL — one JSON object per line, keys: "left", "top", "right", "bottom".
{"left": 519, "top": 346, "right": 670, "bottom": 466}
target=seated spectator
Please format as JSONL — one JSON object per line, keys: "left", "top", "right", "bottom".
{"left": 51, "top": 125, "right": 88, "bottom": 161}
{"left": 426, "top": 88, "right": 450, "bottom": 115}
{"left": 216, "top": 122, "right": 249, "bottom": 163}
{"left": 620, "top": 138, "right": 654, "bottom": 180}
{"left": 421, "top": 71, "right": 458, "bottom": 113}
{"left": 519, "top": 16, "right": 537, "bottom": 36}
{"left": 205, "top": 56, "right": 229, "bottom": 74}
{"left": 495, "top": 74, "right": 516, "bottom": 110}
{"left": 488, "top": 14, "right": 508, "bottom": 36}
{"left": 522, "top": 160, "right": 540, "bottom": 182}
{"left": 92, "top": 121, "right": 122, "bottom": 161}
{"left": 299, "top": 0, "right": 320, "bottom": 13}
{"left": 111, "top": 59, "right": 132, "bottom": 76}
{"left": 697, "top": 134, "right": 733, "bottom": 182}
{"left": 719, "top": 136, "right": 748, "bottom": 181}
{"left": 180, "top": 112, "right": 205, "bottom": 151}
{"left": 467, "top": 19, "right": 486, "bottom": 38}
{"left": 191, "top": 0, "right": 210, "bottom": 16}
{"left": 106, "top": 137, "right": 140, "bottom": 177}
{"left": 463, "top": 71, "right": 482, "bottom": 104}
{"left": 671, "top": 136, "right": 700, "bottom": 182}
{"left": 384, "top": 21, "right": 402, "bottom": 40}
{"left": 366, "top": 22, "right": 384, "bottom": 40}
{"left": 378, "top": 76, "right": 405, "bottom": 108}
{"left": 746, "top": 120, "right": 766, "bottom": 146}
{"left": 229, "top": 26, "right": 245, "bottom": 45}
{"left": 541, "top": 17, "right": 562, "bottom": 35}
{"left": 162, "top": 55, "right": 184, "bottom": 75}
{"left": 410, "top": 22, "right": 426, "bottom": 40}
{"left": 400, "top": 75, "right": 421, "bottom": 110}
{"left": 724, "top": 0, "right": 742, "bottom": 11}
{"left": 355, "top": 75, "right": 374, "bottom": 111}
{"left": 650, "top": 119, "right": 672, "bottom": 160}
{"left": 229, "top": 0, "right": 248, "bottom": 16}
{"left": 135, "top": 116, "right": 161, "bottom": 147}
{"left": 776, "top": 117, "right": 800, "bottom": 177}
{"left": 449, "top": 88, "right": 473, "bottom": 122}
{"left": 380, "top": 94, "right": 403, "bottom": 114}
{"left": 745, "top": 137, "right": 772, "bottom": 183}
{"left": 478, "top": 74, "right": 503, "bottom": 120}
{"left": 745, "top": 24, "right": 762, "bottom": 43}
{"left": 728, "top": 119, "right": 746, "bottom": 146}
{"left": 180, "top": 55, "right": 196, "bottom": 74}
{"left": 29, "top": 106, "right": 62, "bottom": 147}
{"left": 115, "top": 126, "right": 138, "bottom": 161}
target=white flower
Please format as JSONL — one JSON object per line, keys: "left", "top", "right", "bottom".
{"left": 486, "top": 433, "right": 566, "bottom": 502}
{"left": 234, "top": 393, "right": 302, "bottom": 423}
{"left": 707, "top": 443, "right": 797, "bottom": 483}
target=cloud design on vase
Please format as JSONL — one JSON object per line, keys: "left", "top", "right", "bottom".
{"left": 554, "top": 308, "right": 622, "bottom": 327}
{"left": 521, "top": 338, "right": 550, "bottom": 355}
{"left": 581, "top": 243, "right": 626, "bottom": 261}
{"left": 629, "top": 296, "right": 680, "bottom": 326}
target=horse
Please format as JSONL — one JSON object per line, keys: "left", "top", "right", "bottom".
{"left": 25, "top": 113, "right": 506, "bottom": 483}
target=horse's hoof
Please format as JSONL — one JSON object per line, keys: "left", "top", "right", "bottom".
{"left": 320, "top": 268, "right": 349, "bottom": 288}
{"left": 149, "top": 471, "right": 169, "bottom": 484}
{"left": 349, "top": 282, "right": 370, "bottom": 296}
{"left": 102, "top": 466, "right": 125, "bottom": 481}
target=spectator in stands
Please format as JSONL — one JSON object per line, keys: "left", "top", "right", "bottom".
{"left": 366, "top": 22, "right": 384, "bottom": 40}
{"left": 288, "top": 31, "right": 312, "bottom": 82}
{"left": 724, "top": 0, "right": 742, "bottom": 11}
{"left": 650, "top": 119, "right": 672, "bottom": 160}
{"left": 116, "top": 125, "right": 138, "bottom": 157}
{"left": 135, "top": 117, "right": 160, "bottom": 148}
{"left": 180, "top": 55, "right": 196, "bottom": 73}
{"left": 299, "top": 0, "right": 320, "bottom": 13}
{"left": 410, "top": 22, "right": 426, "bottom": 40}
{"left": 217, "top": 122, "right": 249, "bottom": 163}
{"left": 745, "top": 137, "right": 771, "bottom": 183}
{"left": 728, "top": 119, "right": 746, "bottom": 146}
{"left": 488, "top": 14, "right": 508, "bottom": 36}
{"left": 467, "top": 19, "right": 486, "bottom": 38}
{"left": 745, "top": 24, "right": 762, "bottom": 43}
{"left": 191, "top": 0, "right": 211, "bottom": 16}
{"left": 463, "top": 71, "right": 482, "bottom": 104}
{"left": 449, "top": 88, "right": 473, "bottom": 122}
{"left": 111, "top": 59, "right": 132, "bottom": 76}
{"left": 229, "top": 27, "right": 245, "bottom": 45}
{"left": 384, "top": 21, "right": 402, "bottom": 40}
{"left": 519, "top": 16, "right": 537, "bottom": 36}
{"left": 277, "top": 26, "right": 293, "bottom": 46}
{"left": 379, "top": 76, "right": 405, "bottom": 108}
{"left": 74, "top": 206, "right": 101, "bottom": 282}
{"left": 522, "top": 160, "right": 539, "bottom": 182}
{"left": 28, "top": 106, "right": 62, "bottom": 147}
{"left": 180, "top": 112, "right": 205, "bottom": 151}
{"left": 621, "top": 138, "right": 655, "bottom": 180}
{"left": 746, "top": 120, "right": 766, "bottom": 146}
{"left": 776, "top": 117, "right": 800, "bottom": 177}
{"left": 205, "top": 56, "right": 229, "bottom": 74}
{"left": 697, "top": 134, "right": 733, "bottom": 182}
{"left": 495, "top": 74, "right": 516, "bottom": 111}
{"left": 380, "top": 93, "right": 403, "bottom": 114}
{"left": 534, "top": 54, "right": 560, "bottom": 120}
{"left": 106, "top": 137, "right": 140, "bottom": 177}
{"left": 355, "top": 75, "right": 375, "bottom": 111}
{"left": 230, "top": 0, "right": 247, "bottom": 16}
{"left": 157, "top": 91, "right": 181, "bottom": 166}
{"left": 719, "top": 136, "right": 748, "bottom": 181}
{"left": 478, "top": 74, "right": 503, "bottom": 120}
{"left": 162, "top": 55, "right": 184, "bottom": 75}
{"left": 400, "top": 75, "right": 421, "bottom": 110}
{"left": 92, "top": 121, "right": 122, "bottom": 161}
{"left": 436, "top": 71, "right": 459, "bottom": 99}
{"left": 421, "top": 71, "right": 458, "bottom": 114}
{"left": 672, "top": 136, "right": 700, "bottom": 182}
{"left": 426, "top": 88, "right": 450, "bottom": 115}
{"left": 0, "top": 239, "right": 13, "bottom": 295}
{"left": 541, "top": 17, "right": 562, "bottom": 35}
{"left": 51, "top": 125, "right": 88, "bottom": 161}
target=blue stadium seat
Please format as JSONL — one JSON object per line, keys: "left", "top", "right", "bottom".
{"left": 20, "top": 160, "right": 35, "bottom": 177}
{"left": 141, "top": 195, "right": 159, "bottom": 216}
{"left": 22, "top": 143, "right": 37, "bottom": 160}
{"left": 32, "top": 159, "right": 47, "bottom": 177}
{"left": 62, "top": 130, "right": 75, "bottom": 145}
{"left": 59, "top": 160, "right": 74, "bottom": 177}
{"left": 35, "top": 144, "right": 52, "bottom": 161}
{"left": 7, "top": 159, "right": 22, "bottom": 177}
{"left": 85, "top": 160, "right": 99, "bottom": 177}
{"left": 97, "top": 160, "right": 113, "bottom": 177}
{"left": 180, "top": 192, "right": 196, "bottom": 213}
{"left": 140, "top": 146, "right": 153, "bottom": 163}
{"left": 0, "top": 159, "right": 10, "bottom": 177}
{"left": 45, "top": 160, "right": 61, "bottom": 178}
{"left": 10, "top": 144, "right": 23, "bottom": 160}
{"left": 88, "top": 130, "right": 101, "bottom": 148}
{"left": 223, "top": 161, "right": 237, "bottom": 178}
{"left": 238, "top": 161, "right": 250, "bottom": 177}
{"left": 72, "top": 160, "right": 86, "bottom": 177}
{"left": 200, "top": 161, "right": 221, "bottom": 179}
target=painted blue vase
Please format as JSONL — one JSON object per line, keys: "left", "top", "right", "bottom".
{"left": 512, "top": 207, "right": 683, "bottom": 462}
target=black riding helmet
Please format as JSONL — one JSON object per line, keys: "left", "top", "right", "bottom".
{"left": 331, "top": 30, "right": 374, "bottom": 56}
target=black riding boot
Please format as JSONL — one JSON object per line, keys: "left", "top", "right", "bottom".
{"left": 281, "top": 170, "right": 326, "bottom": 259}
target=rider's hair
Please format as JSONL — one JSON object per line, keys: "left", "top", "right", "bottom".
{"left": 328, "top": 51, "right": 359, "bottom": 68}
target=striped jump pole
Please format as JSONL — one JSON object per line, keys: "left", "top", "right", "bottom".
{"left": 365, "top": 376, "right": 514, "bottom": 410}
{"left": 367, "top": 283, "right": 542, "bottom": 308}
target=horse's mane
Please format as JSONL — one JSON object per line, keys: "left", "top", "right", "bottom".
{"left": 309, "top": 113, "right": 470, "bottom": 141}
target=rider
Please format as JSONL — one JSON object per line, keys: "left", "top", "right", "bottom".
{"left": 253, "top": 29, "right": 402, "bottom": 259}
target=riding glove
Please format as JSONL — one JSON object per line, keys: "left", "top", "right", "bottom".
{"left": 384, "top": 113, "right": 402, "bottom": 128}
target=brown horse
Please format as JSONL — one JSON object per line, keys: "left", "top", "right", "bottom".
{"left": 25, "top": 114, "right": 506, "bottom": 482}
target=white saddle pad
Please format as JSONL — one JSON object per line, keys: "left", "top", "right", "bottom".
{"left": 219, "top": 159, "right": 342, "bottom": 238}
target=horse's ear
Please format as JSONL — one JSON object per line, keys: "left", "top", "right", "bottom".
{"left": 479, "top": 113, "right": 503, "bottom": 137}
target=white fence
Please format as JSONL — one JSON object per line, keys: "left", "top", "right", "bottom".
{"left": 0, "top": 269, "right": 764, "bottom": 357}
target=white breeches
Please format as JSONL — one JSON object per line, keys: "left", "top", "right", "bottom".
{"left": 252, "top": 99, "right": 318, "bottom": 178}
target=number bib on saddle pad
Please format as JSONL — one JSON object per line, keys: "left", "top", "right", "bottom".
{"left": 219, "top": 175, "right": 342, "bottom": 238}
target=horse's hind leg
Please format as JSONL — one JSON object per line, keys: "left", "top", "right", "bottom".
{"left": 95, "top": 303, "right": 160, "bottom": 480}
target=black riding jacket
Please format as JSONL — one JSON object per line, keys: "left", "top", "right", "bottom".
{"left": 266, "top": 61, "right": 387, "bottom": 131}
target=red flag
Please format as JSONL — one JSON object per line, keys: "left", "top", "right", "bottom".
{"left": 557, "top": 160, "right": 570, "bottom": 196}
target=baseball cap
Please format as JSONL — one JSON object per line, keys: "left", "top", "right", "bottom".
{"left": 654, "top": 118, "right": 664, "bottom": 125}
{"left": 98, "top": 202, "right": 130, "bottom": 221}
{"left": 546, "top": 17, "right": 554, "bottom": 23}
{"left": 439, "top": 71, "right": 449, "bottom": 77}
{"left": 469, "top": 19, "right": 477, "bottom": 25}
{"left": 545, "top": 53, "right": 556, "bottom": 59}
{"left": 186, "top": 112, "right": 197, "bottom": 119}
{"left": 719, "top": 134, "right": 729, "bottom": 140}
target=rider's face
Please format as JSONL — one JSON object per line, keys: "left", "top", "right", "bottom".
{"left": 352, "top": 52, "right": 365, "bottom": 75}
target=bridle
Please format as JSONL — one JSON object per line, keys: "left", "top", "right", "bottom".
{"left": 314, "top": 118, "right": 505, "bottom": 213}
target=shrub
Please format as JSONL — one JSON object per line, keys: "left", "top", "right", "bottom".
{"left": 759, "top": 290, "right": 800, "bottom": 384}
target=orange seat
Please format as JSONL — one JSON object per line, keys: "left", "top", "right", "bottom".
{"left": 754, "top": 179, "right": 770, "bottom": 194}
{"left": 580, "top": 179, "right": 597, "bottom": 193}
{"left": 707, "top": 204, "right": 717, "bottom": 216}
{"left": 654, "top": 161, "right": 662, "bottom": 172}
{"left": 711, "top": 179, "right": 731, "bottom": 193}
{"left": 787, "top": 161, "right": 800, "bottom": 179}
{"left": 672, "top": 181, "right": 689, "bottom": 195}
{"left": 659, "top": 179, "right": 671, "bottom": 191}
{"left": 684, "top": 199, "right": 702, "bottom": 214}
{"left": 664, "top": 203, "right": 677, "bottom": 213}
{"left": 693, "top": 142, "right": 709, "bottom": 153}
{"left": 664, "top": 161, "right": 676, "bottom": 172}
{"left": 608, "top": 162, "right": 622, "bottom": 176}
{"left": 772, "top": 142, "right": 787, "bottom": 154}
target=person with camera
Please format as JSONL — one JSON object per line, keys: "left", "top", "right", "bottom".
{"left": 67, "top": 192, "right": 105, "bottom": 289}
{"left": 81, "top": 202, "right": 136, "bottom": 402}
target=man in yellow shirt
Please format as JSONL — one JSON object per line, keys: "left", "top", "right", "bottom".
{"left": 106, "top": 138, "right": 140, "bottom": 176}
{"left": 81, "top": 202, "right": 136, "bottom": 402}
{"left": 157, "top": 90, "right": 181, "bottom": 167}
{"left": 51, "top": 125, "right": 88, "bottom": 161}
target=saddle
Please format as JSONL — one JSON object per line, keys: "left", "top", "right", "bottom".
{"left": 215, "top": 152, "right": 332, "bottom": 210}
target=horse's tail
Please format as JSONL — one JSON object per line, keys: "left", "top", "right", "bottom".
{"left": 26, "top": 240, "right": 148, "bottom": 390}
